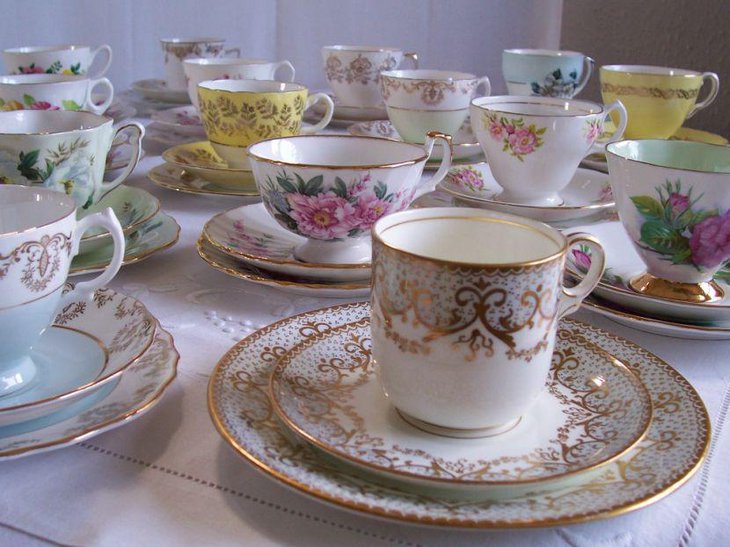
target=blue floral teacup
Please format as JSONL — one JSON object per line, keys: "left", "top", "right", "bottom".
{"left": 502, "top": 49, "right": 594, "bottom": 98}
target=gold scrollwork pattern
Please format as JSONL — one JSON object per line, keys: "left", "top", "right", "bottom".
{"left": 380, "top": 78, "right": 476, "bottom": 105}
{"left": 324, "top": 53, "right": 397, "bottom": 86}
{"left": 0, "top": 232, "right": 72, "bottom": 292}
{"left": 371, "top": 243, "right": 560, "bottom": 362}
{"left": 600, "top": 82, "right": 700, "bottom": 100}
{"left": 163, "top": 43, "right": 223, "bottom": 63}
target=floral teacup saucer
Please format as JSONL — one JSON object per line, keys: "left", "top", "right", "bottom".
{"left": 148, "top": 164, "right": 259, "bottom": 197}
{"left": 204, "top": 203, "right": 371, "bottom": 283}
{"left": 566, "top": 221, "right": 730, "bottom": 325}
{"left": 439, "top": 164, "right": 614, "bottom": 224}
{"left": 151, "top": 106, "right": 206, "bottom": 137}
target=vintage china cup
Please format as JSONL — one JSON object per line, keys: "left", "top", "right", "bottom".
{"left": 600, "top": 65, "right": 720, "bottom": 139}
{"left": 0, "top": 74, "right": 113, "bottom": 114}
{"left": 198, "top": 79, "right": 334, "bottom": 169}
{"left": 502, "top": 49, "right": 594, "bottom": 98}
{"left": 322, "top": 45, "right": 418, "bottom": 108}
{"left": 470, "top": 96, "right": 627, "bottom": 206}
{"left": 0, "top": 185, "right": 124, "bottom": 397}
{"left": 247, "top": 133, "right": 453, "bottom": 264}
{"left": 606, "top": 139, "right": 730, "bottom": 303}
{"left": 183, "top": 57, "right": 296, "bottom": 109}
{"left": 380, "top": 69, "right": 490, "bottom": 143}
{"left": 0, "top": 110, "right": 144, "bottom": 210}
{"left": 371, "top": 207, "right": 605, "bottom": 436}
{"left": 160, "top": 37, "right": 240, "bottom": 91}
{"left": 2, "top": 44, "right": 113, "bottom": 79}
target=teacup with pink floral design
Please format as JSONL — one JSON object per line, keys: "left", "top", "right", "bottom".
{"left": 2, "top": 44, "right": 113, "bottom": 78}
{"left": 247, "top": 133, "right": 452, "bottom": 264}
{"left": 606, "top": 139, "right": 730, "bottom": 303}
{"left": 0, "top": 74, "right": 113, "bottom": 115}
{"left": 471, "top": 96, "right": 627, "bottom": 206}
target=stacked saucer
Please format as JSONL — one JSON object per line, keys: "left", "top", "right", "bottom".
{"left": 72, "top": 185, "right": 180, "bottom": 276}
{"left": 304, "top": 91, "right": 387, "bottom": 128}
{"left": 198, "top": 203, "right": 370, "bottom": 298}
{"left": 209, "top": 301, "right": 709, "bottom": 527}
{"left": 567, "top": 221, "right": 730, "bottom": 339}
{"left": 0, "top": 285, "right": 177, "bottom": 459}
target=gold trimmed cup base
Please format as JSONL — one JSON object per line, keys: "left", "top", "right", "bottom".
{"left": 629, "top": 272, "right": 725, "bottom": 303}
{"left": 396, "top": 409, "right": 522, "bottom": 439}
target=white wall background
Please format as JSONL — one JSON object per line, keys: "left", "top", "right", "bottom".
{"left": 0, "top": 0, "right": 563, "bottom": 96}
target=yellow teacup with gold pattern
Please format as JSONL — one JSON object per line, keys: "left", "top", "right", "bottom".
{"left": 600, "top": 65, "right": 719, "bottom": 139}
{"left": 197, "top": 80, "right": 334, "bottom": 168}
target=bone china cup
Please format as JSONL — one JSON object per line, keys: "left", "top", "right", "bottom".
{"left": 0, "top": 110, "right": 145, "bottom": 210}
{"left": 606, "top": 139, "right": 730, "bottom": 303}
{"left": 380, "top": 69, "right": 491, "bottom": 143}
{"left": 322, "top": 45, "right": 419, "bottom": 108}
{"left": 2, "top": 44, "right": 113, "bottom": 78}
{"left": 247, "top": 133, "right": 453, "bottom": 264}
{"left": 183, "top": 57, "right": 296, "bottom": 109}
{"left": 0, "top": 185, "right": 125, "bottom": 397}
{"left": 198, "top": 80, "right": 334, "bottom": 169}
{"left": 0, "top": 74, "right": 114, "bottom": 114}
{"left": 161, "top": 37, "right": 240, "bottom": 91}
{"left": 600, "top": 65, "right": 720, "bottom": 139}
{"left": 470, "top": 96, "right": 627, "bottom": 206}
{"left": 371, "top": 207, "right": 605, "bottom": 437}
{"left": 502, "top": 49, "right": 594, "bottom": 98}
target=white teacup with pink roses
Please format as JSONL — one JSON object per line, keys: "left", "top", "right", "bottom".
{"left": 247, "top": 133, "right": 452, "bottom": 264}
{"left": 470, "top": 96, "right": 627, "bottom": 206}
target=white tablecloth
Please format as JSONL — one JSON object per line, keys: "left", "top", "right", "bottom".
{"left": 1, "top": 139, "right": 728, "bottom": 547}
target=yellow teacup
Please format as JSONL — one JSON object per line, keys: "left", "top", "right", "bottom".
{"left": 197, "top": 80, "right": 334, "bottom": 168}
{"left": 600, "top": 65, "right": 719, "bottom": 139}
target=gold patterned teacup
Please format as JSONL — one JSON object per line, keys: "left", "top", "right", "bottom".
{"left": 198, "top": 79, "right": 334, "bottom": 169}
{"left": 600, "top": 65, "right": 719, "bottom": 139}
{"left": 371, "top": 207, "right": 605, "bottom": 438}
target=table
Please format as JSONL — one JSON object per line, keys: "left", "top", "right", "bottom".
{"left": 1, "top": 129, "right": 728, "bottom": 547}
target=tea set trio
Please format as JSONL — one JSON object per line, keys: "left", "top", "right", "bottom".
{"left": 0, "top": 37, "right": 724, "bottom": 527}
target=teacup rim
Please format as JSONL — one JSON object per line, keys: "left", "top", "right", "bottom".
{"left": 606, "top": 139, "right": 730, "bottom": 174}
{"left": 0, "top": 110, "right": 113, "bottom": 136}
{"left": 0, "top": 73, "right": 91, "bottom": 85}
{"left": 247, "top": 134, "right": 429, "bottom": 169}
{"left": 503, "top": 48, "right": 584, "bottom": 57}
{"left": 381, "top": 69, "right": 477, "bottom": 82}
{"left": 322, "top": 45, "right": 402, "bottom": 53}
{"left": 160, "top": 37, "right": 226, "bottom": 44}
{"left": 3, "top": 45, "right": 92, "bottom": 54}
{"left": 471, "top": 95, "right": 605, "bottom": 117}
{"left": 600, "top": 65, "right": 703, "bottom": 77}
{"left": 372, "top": 207, "right": 568, "bottom": 268}
{"left": 0, "top": 185, "right": 76, "bottom": 238}
{"left": 198, "top": 79, "right": 307, "bottom": 94}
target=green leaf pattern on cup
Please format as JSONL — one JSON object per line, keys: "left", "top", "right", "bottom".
{"left": 630, "top": 179, "right": 730, "bottom": 270}
{"left": 482, "top": 112, "right": 546, "bottom": 162}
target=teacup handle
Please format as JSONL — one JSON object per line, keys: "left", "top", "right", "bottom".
{"left": 586, "top": 100, "right": 628, "bottom": 156}
{"left": 403, "top": 52, "right": 419, "bottom": 69}
{"left": 89, "top": 44, "right": 113, "bottom": 78}
{"left": 58, "top": 208, "right": 125, "bottom": 308}
{"left": 84, "top": 77, "right": 114, "bottom": 115}
{"left": 223, "top": 47, "right": 241, "bottom": 58}
{"left": 573, "top": 56, "right": 595, "bottom": 96}
{"left": 475, "top": 76, "right": 491, "bottom": 97}
{"left": 274, "top": 60, "right": 296, "bottom": 82}
{"left": 301, "top": 93, "right": 334, "bottom": 133}
{"left": 557, "top": 234, "right": 605, "bottom": 317}
{"left": 101, "top": 122, "right": 145, "bottom": 195}
{"left": 687, "top": 72, "right": 719, "bottom": 119}
{"left": 417, "top": 131, "right": 453, "bottom": 194}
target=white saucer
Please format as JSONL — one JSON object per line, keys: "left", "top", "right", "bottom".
{"left": 197, "top": 235, "right": 370, "bottom": 298}
{"left": 148, "top": 163, "right": 259, "bottom": 197}
{"left": 439, "top": 165, "right": 615, "bottom": 224}
{"left": 151, "top": 106, "right": 206, "bottom": 137}
{"left": 160, "top": 141, "right": 257, "bottom": 191}
{"left": 310, "top": 91, "right": 387, "bottom": 121}
{"left": 204, "top": 203, "right": 371, "bottom": 283}
{"left": 348, "top": 119, "right": 483, "bottom": 161}
{"left": 566, "top": 221, "right": 730, "bottom": 325}
{"left": 269, "top": 317, "right": 652, "bottom": 495}
{"left": 131, "top": 79, "right": 191, "bottom": 104}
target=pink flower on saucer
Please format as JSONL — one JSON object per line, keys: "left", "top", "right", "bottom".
{"left": 447, "top": 166, "right": 485, "bottom": 192}
{"left": 690, "top": 211, "right": 730, "bottom": 268}
{"left": 30, "top": 101, "right": 59, "bottom": 110}
{"left": 509, "top": 128, "right": 539, "bottom": 156}
{"left": 287, "top": 192, "right": 356, "bottom": 240}
{"left": 572, "top": 248, "right": 592, "bottom": 272}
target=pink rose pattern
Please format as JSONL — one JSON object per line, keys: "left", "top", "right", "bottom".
{"left": 262, "top": 170, "right": 411, "bottom": 240}
{"left": 584, "top": 119, "right": 602, "bottom": 144}
{"left": 446, "top": 166, "right": 485, "bottom": 193}
{"left": 482, "top": 112, "right": 546, "bottom": 162}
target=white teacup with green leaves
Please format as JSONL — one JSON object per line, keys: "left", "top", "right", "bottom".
{"left": 0, "top": 110, "right": 144, "bottom": 211}
{"left": 0, "top": 74, "right": 113, "bottom": 114}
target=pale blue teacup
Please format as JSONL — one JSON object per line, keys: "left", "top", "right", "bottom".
{"left": 502, "top": 49, "right": 594, "bottom": 98}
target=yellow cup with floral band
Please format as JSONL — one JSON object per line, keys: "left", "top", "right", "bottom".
{"left": 600, "top": 65, "right": 719, "bottom": 139}
{"left": 197, "top": 80, "right": 334, "bottom": 168}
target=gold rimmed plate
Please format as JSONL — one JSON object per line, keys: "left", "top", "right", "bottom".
{"left": 149, "top": 163, "right": 259, "bottom": 197}
{"left": 161, "top": 141, "right": 257, "bottom": 191}
{"left": 268, "top": 316, "right": 653, "bottom": 495}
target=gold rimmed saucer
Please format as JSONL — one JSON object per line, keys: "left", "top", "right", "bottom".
{"left": 162, "top": 141, "right": 257, "bottom": 191}
{"left": 148, "top": 163, "right": 260, "bottom": 197}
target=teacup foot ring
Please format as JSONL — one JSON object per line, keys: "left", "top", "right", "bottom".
{"left": 396, "top": 409, "right": 522, "bottom": 439}
{"left": 629, "top": 272, "right": 724, "bottom": 303}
